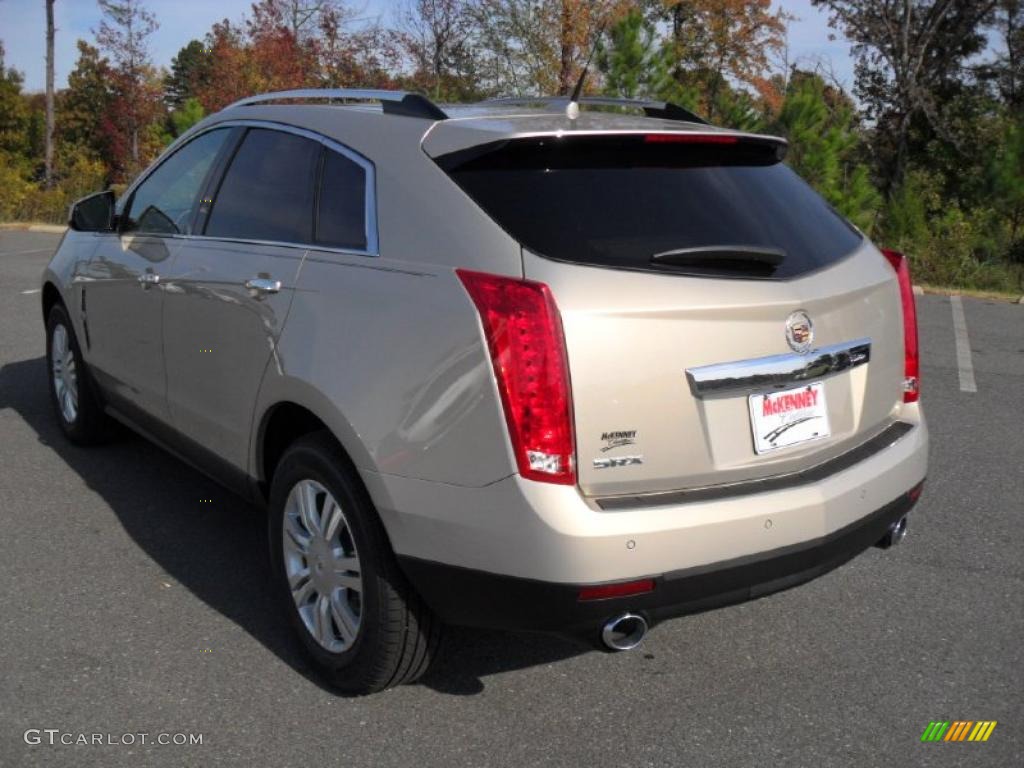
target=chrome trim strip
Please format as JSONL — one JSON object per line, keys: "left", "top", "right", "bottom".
{"left": 596, "top": 421, "right": 914, "bottom": 511}
{"left": 685, "top": 338, "right": 871, "bottom": 399}
{"left": 165, "top": 233, "right": 374, "bottom": 260}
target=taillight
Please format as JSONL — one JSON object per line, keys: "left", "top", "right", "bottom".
{"left": 881, "top": 249, "right": 920, "bottom": 403}
{"left": 456, "top": 270, "right": 576, "bottom": 484}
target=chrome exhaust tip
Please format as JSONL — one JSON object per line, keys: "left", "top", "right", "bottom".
{"left": 601, "top": 613, "right": 648, "bottom": 651}
{"left": 875, "top": 516, "right": 908, "bottom": 549}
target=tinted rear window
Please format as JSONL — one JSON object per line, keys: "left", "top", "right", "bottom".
{"left": 439, "top": 136, "right": 862, "bottom": 279}
{"left": 206, "top": 128, "right": 320, "bottom": 243}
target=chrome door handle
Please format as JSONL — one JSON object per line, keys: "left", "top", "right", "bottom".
{"left": 138, "top": 273, "right": 160, "bottom": 288}
{"left": 245, "top": 277, "right": 282, "bottom": 294}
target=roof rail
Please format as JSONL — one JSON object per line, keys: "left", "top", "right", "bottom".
{"left": 481, "top": 96, "right": 708, "bottom": 125}
{"left": 223, "top": 89, "right": 448, "bottom": 121}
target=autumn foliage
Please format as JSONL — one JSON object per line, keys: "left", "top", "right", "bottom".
{"left": 0, "top": 0, "right": 1021, "bottom": 293}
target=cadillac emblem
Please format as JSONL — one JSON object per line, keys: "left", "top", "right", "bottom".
{"left": 785, "top": 310, "right": 814, "bottom": 354}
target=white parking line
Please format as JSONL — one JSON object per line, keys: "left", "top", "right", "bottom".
{"left": 0, "top": 248, "right": 52, "bottom": 256}
{"left": 950, "top": 295, "right": 977, "bottom": 393}
{"left": 21, "top": 288, "right": 41, "bottom": 295}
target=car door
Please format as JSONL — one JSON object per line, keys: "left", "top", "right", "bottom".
{"left": 83, "top": 128, "right": 232, "bottom": 423}
{"left": 160, "top": 126, "right": 327, "bottom": 480}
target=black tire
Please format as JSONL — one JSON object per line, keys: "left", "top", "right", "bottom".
{"left": 268, "top": 431, "right": 441, "bottom": 694}
{"left": 45, "top": 303, "right": 111, "bottom": 444}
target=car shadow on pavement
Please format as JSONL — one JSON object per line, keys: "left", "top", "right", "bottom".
{"left": 0, "top": 356, "right": 585, "bottom": 696}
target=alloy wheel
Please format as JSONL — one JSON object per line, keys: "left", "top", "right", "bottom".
{"left": 282, "top": 479, "right": 363, "bottom": 653}
{"left": 51, "top": 323, "right": 78, "bottom": 424}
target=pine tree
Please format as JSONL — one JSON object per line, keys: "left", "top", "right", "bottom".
{"left": 165, "top": 40, "right": 213, "bottom": 109}
{"left": 599, "top": 9, "right": 663, "bottom": 99}
{"left": 0, "top": 43, "right": 31, "bottom": 157}
{"left": 772, "top": 73, "right": 880, "bottom": 231}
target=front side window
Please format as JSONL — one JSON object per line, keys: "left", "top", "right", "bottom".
{"left": 316, "top": 149, "right": 368, "bottom": 251}
{"left": 206, "top": 128, "right": 320, "bottom": 244}
{"left": 123, "top": 128, "right": 229, "bottom": 236}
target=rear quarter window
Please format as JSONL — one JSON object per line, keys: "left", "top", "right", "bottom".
{"left": 316, "top": 150, "right": 368, "bottom": 251}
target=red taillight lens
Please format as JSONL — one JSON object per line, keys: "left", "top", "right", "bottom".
{"left": 909, "top": 481, "right": 925, "bottom": 502}
{"left": 882, "top": 249, "right": 920, "bottom": 403}
{"left": 456, "top": 270, "right": 576, "bottom": 485}
{"left": 578, "top": 579, "right": 655, "bottom": 602}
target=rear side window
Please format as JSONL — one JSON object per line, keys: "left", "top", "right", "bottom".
{"left": 438, "top": 135, "right": 863, "bottom": 279}
{"left": 316, "top": 149, "right": 367, "bottom": 250}
{"left": 206, "top": 128, "right": 320, "bottom": 244}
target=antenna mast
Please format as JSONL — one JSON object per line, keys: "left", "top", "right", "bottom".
{"left": 566, "top": 20, "right": 607, "bottom": 121}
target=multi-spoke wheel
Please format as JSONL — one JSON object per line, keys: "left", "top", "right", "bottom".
{"left": 51, "top": 323, "right": 78, "bottom": 424}
{"left": 283, "top": 479, "right": 363, "bottom": 652}
{"left": 268, "top": 432, "right": 441, "bottom": 694}
{"left": 45, "top": 302, "right": 110, "bottom": 444}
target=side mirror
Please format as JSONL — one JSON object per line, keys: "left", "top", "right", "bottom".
{"left": 69, "top": 190, "right": 116, "bottom": 232}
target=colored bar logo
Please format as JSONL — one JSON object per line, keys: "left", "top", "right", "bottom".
{"left": 921, "top": 721, "right": 997, "bottom": 742}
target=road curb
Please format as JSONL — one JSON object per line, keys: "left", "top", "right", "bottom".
{"left": 0, "top": 223, "right": 67, "bottom": 233}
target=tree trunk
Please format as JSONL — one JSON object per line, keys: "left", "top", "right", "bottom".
{"left": 671, "top": 3, "right": 686, "bottom": 86}
{"left": 891, "top": 107, "right": 913, "bottom": 193}
{"left": 44, "top": 0, "right": 56, "bottom": 189}
{"left": 1008, "top": 3, "right": 1020, "bottom": 108}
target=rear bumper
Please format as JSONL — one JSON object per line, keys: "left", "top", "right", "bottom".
{"left": 363, "top": 413, "right": 928, "bottom": 585}
{"left": 398, "top": 487, "right": 921, "bottom": 643}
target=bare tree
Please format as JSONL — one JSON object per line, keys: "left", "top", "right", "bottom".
{"left": 813, "top": 0, "right": 1000, "bottom": 189}
{"left": 95, "top": 0, "right": 158, "bottom": 167}
{"left": 44, "top": 0, "right": 55, "bottom": 188}
{"left": 396, "top": 0, "right": 478, "bottom": 98}
{"left": 989, "top": 0, "right": 1022, "bottom": 109}
{"left": 471, "top": 0, "right": 619, "bottom": 96}
{"left": 271, "top": 0, "right": 352, "bottom": 41}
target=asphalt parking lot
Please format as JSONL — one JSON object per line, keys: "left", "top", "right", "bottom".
{"left": 1, "top": 229, "right": 1021, "bottom": 767}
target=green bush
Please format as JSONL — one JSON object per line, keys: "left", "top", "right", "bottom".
{"left": 0, "top": 146, "right": 106, "bottom": 224}
{"left": 880, "top": 170, "right": 1024, "bottom": 293}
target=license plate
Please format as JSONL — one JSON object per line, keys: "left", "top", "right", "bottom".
{"left": 748, "top": 382, "right": 830, "bottom": 454}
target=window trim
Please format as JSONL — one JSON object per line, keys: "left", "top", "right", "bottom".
{"left": 118, "top": 119, "right": 379, "bottom": 257}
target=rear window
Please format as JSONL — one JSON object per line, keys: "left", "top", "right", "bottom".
{"left": 438, "top": 135, "right": 862, "bottom": 279}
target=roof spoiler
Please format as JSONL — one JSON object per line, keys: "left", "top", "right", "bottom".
{"left": 223, "top": 89, "right": 448, "bottom": 121}
{"left": 479, "top": 96, "right": 709, "bottom": 125}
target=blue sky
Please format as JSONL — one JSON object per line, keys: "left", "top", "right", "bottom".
{"left": 2, "top": 0, "right": 858, "bottom": 94}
